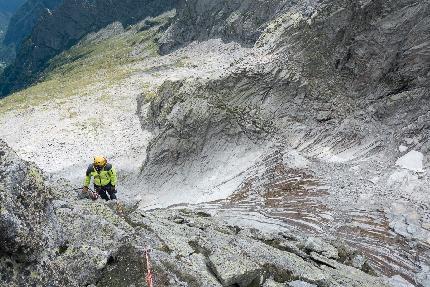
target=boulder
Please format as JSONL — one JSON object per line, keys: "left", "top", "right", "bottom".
{"left": 208, "top": 249, "right": 263, "bottom": 286}
{"left": 302, "top": 237, "right": 339, "bottom": 259}
{"left": 395, "top": 150, "right": 424, "bottom": 172}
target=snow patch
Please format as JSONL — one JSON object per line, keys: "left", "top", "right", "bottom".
{"left": 282, "top": 149, "right": 309, "bottom": 169}
{"left": 395, "top": 150, "right": 424, "bottom": 172}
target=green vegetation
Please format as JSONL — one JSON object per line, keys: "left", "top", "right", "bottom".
{"left": 0, "top": 24, "right": 161, "bottom": 114}
{"left": 28, "top": 165, "right": 46, "bottom": 192}
{"left": 174, "top": 56, "right": 190, "bottom": 68}
{"left": 141, "top": 82, "right": 159, "bottom": 103}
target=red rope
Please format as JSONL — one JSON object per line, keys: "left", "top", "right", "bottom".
{"left": 145, "top": 247, "right": 154, "bottom": 287}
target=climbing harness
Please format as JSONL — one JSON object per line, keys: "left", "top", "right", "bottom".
{"left": 144, "top": 246, "right": 154, "bottom": 287}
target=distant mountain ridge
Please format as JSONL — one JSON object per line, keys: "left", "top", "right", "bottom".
{"left": 0, "top": 0, "right": 26, "bottom": 70}
{"left": 0, "top": 0, "right": 177, "bottom": 97}
{"left": 3, "top": 0, "right": 63, "bottom": 46}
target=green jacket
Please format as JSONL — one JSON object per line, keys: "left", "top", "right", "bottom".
{"left": 84, "top": 163, "right": 117, "bottom": 187}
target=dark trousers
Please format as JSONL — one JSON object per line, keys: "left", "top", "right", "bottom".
{"left": 94, "top": 183, "right": 117, "bottom": 201}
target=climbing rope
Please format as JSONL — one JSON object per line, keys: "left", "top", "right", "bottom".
{"left": 144, "top": 246, "right": 154, "bottom": 287}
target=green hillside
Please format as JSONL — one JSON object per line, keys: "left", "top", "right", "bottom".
{"left": 0, "top": 14, "right": 168, "bottom": 113}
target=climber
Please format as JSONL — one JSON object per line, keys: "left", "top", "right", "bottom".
{"left": 83, "top": 156, "right": 118, "bottom": 201}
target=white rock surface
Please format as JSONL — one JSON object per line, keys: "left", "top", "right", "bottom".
{"left": 395, "top": 150, "right": 424, "bottom": 172}
{"left": 386, "top": 275, "right": 415, "bottom": 287}
{"left": 399, "top": 145, "right": 408, "bottom": 153}
{"left": 288, "top": 281, "right": 317, "bottom": 287}
{"left": 283, "top": 149, "right": 310, "bottom": 169}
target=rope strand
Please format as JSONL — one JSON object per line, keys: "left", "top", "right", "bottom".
{"left": 144, "top": 246, "right": 154, "bottom": 287}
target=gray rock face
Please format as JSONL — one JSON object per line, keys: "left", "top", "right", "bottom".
{"left": 386, "top": 201, "right": 430, "bottom": 245}
{"left": 288, "top": 281, "right": 317, "bottom": 287}
{"left": 142, "top": 0, "right": 428, "bottom": 196}
{"left": 137, "top": 1, "right": 430, "bottom": 285}
{"left": 0, "top": 141, "right": 392, "bottom": 286}
{"left": 158, "top": 0, "right": 285, "bottom": 53}
{"left": 0, "top": 140, "right": 134, "bottom": 286}
{"left": 0, "top": 139, "right": 54, "bottom": 261}
{"left": 263, "top": 279, "right": 286, "bottom": 287}
{"left": 386, "top": 275, "right": 416, "bottom": 287}
{"left": 1, "top": 0, "right": 429, "bottom": 286}
{"left": 302, "top": 237, "right": 339, "bottom": 259}
{"left": 128, "top": 208, "right": 392, "bottom": 287}
{"left": 208, "top": 250, "right": 263, "bottom": 286}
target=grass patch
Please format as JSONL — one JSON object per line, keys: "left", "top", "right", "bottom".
{"left": 140, "top": 82, "right": 160, "bottom": 103}
{"left": 0, "top": 24, "right": 162, "bottom": 114}
{"left": 174, "top": 56, "right": 190, "bottom": 68}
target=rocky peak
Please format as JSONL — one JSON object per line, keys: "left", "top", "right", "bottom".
{"left": 158, "top": 0, "right": 286, "bottom": 53}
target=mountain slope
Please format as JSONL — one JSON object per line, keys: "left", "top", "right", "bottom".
{"left": 140, "top": 1, "right": 430, "bottom": 285}
{"left": 0, "top": 0, "right": 429, "bottom": 286}
{"left": 0, "top": 140, "right": 396, "bottom": 286}
{"left": 0, "top": 0, "right": 25, "bottom": 13}
{"left": 0, "top": 12, "right": 13, "bottom": 69}
{"left": 0, "top": 0, "right": 177, "bottom": 96}
{"left": 0, "top": 0, "right": 25, "bottom": 70}
{"left": 3, "top": 0, "right": 63, "bottom": 47}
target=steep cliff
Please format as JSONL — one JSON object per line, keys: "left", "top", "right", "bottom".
{"left": 138, "top": 0, "right": 430, "bottom": 284}
{"left": 3, "top": 0, "right": 63, "bottom": 47}
{"left": 158, "top": 0, "right": 284, "bottom": 53}
{"left": 0, "top": 0, "right": 25, "bottom": 13}
{"left": 0, "top": 12, "right": 13, "bottom": 69}
{"left": 0, "top": 0, "right": 25, "bottom": 69}
{"left": 0, "top": 0, "right": 429, "bottom": 286}
{"left": 0, "top": 140, "right": 397, "bottom": 287}
{"left": 141, "top": 0, "right": 430, "bottom": 205}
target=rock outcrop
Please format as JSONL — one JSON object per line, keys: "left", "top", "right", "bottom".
{"left": 158, "top": 0, "right": 285, "bottom": 53}
{"left": 0, "top": 139, "right": 54, "bottom": 263}
{"left": 0, "top": 140, "right": 397, "bottom": 286}
{"left": 1, "top": 0, "right": 429, "bottom": 286}
{"left": 137, "top": 1, "right": 430, "bottom": 284}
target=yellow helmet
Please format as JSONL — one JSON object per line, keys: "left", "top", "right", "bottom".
{"left": 94, "top": 156, "right": 107, "bottom": 167}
